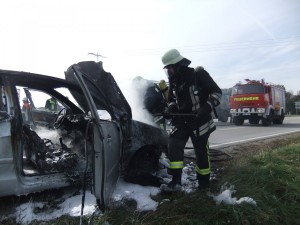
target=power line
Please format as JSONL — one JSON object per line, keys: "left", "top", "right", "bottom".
{"left": 116, "top": 36, "right": 300, "bottom": 56}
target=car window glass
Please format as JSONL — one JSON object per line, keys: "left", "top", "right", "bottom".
{"left": 55, "top": 87, "right": 111, "bottom": 120}
{"left": 54, "top": 87, "right": 80, "bottom": 109}
{"left": 17, "top": 87, "right": 62, "bottom": 113}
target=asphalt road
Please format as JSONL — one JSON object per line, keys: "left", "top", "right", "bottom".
{"left": 185, "top": 116, "right": 300, "bottom": 154}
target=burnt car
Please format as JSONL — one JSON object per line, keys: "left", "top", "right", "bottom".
{"left": 0, "top": 61, "right": 168, "bottom": 209}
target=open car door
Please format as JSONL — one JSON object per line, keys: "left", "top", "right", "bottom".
{"left": 65, "top": 62, "right": 129, "bottom": 209}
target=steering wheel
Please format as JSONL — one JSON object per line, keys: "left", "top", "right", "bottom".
{"left": 53, "top": 108, "right": 67, "bottom": 129}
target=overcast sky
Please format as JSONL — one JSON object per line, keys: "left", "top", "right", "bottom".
{"left": 1, "top": 0, "right": 300, "bottom": 93}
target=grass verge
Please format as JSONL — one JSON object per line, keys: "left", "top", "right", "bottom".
{"left": 96, "top": 140, "right": 300, "bottom": 225}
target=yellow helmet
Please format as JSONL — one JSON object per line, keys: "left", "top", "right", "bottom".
{"left": 159, "top": 80, "right": 169, "bottom": 102}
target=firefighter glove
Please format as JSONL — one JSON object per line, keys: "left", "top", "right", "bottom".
{"left": 163, "top": 103, "right": 178, "bottom": 119}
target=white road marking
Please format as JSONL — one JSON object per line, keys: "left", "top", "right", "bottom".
{"left": 216, "top": 127, "right": 245, "bottom": 131}
{"left": 210, "top": 129, "right": 300, "bottom": 148}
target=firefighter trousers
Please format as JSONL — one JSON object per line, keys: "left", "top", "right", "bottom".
{"left": 168, "top": 125, "right": 211, "bottom": 183}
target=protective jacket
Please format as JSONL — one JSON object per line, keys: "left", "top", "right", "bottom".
{"left": 168, "top": 67, "right": 222, "bottom": 135}
{"left": 144, "top": 83, "right": 167, "bottom": 114}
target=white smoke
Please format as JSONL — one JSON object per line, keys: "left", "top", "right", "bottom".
{"left": 36, "top": 126, "right": 73, "bottom": 148}
{"left": 36, "top": 126, "right": 61, "bottom": 144}
{"left": 118, "top": 78, "right": 157, "bottom": 127}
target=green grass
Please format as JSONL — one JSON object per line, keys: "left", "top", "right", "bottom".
{"left": 95, "top": 141, "right": 300, "bottom": 225}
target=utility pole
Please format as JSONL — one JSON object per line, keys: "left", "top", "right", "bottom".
{"left": 88, "top": 53, "right": 107, "bottom": 62}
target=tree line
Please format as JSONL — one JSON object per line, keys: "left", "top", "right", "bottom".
{"left": 286, "top": 91, "right": 300, "bottom": 115}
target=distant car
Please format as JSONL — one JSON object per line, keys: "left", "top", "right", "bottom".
{"left": 0, "top": 61, "right": 168, "bottom": 209}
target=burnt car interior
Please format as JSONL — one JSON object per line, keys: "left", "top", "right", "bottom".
{"left": 18, "top": 84, "right": 95, "bottom": 179}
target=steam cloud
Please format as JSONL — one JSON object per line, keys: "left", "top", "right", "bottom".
{"left": 118, "top": 78, "right": 157, "bottom": 127}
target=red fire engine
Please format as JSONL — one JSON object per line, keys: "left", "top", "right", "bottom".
{"left": 230, "top": 79, "right": 286, "bottom": 126}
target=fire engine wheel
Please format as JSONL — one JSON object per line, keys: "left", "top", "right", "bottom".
{"left": 233, "top": 117, "right": 244, "bottom": 126}
{"left": 262, "top": 111, "right": 274, "bottom": 126}
{"left": 273, "top": 112, "right": 284, "bottom": 125}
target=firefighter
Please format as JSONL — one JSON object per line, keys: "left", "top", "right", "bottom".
{"left": 22, "top": 97, "right": 32, "bottom": 111}
{"left": 144, "top": 79, "right": 169, "bottom": 130}
{"left": 133, "top": 76, "right": 169, "bottom": 130}
{"left": 22, "top": 97, "right": 34, "bottom": 126}
{"left": 158, "top": 79, "right": 169, "bottom": 103}
{"left": 45, "top": 97, "right": 59, "bottom": 112}
{"left": 160, "top": 49, "right": 222, "bottom": 192}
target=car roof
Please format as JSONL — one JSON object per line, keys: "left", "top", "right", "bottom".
{"left": 0, "top": 69, "right": 79, "bottom": 91}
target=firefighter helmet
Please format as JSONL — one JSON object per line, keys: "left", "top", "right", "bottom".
{"left": 161, "top": 49, "right": 191, "bottom": 68}
{"left": 159, "top": 79, "right": 169, "bottom": 102}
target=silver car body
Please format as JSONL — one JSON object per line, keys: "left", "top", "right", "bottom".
{"left": 0, "top": 61, "right": 168, "bottom": 208}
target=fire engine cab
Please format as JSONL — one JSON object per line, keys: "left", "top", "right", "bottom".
{"left": 230, "top": 79, "right": 286, "bottom": 126}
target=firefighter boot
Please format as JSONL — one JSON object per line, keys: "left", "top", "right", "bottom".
{"left": 160, "top": 169, "right": 182, "bottom": 192}
{"left": 197, "top": 173, "right": 210, "bottom": 190}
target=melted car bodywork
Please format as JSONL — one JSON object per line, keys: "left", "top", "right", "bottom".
{"left": 0, "top": 62, "right": 168, "bottom": 208}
